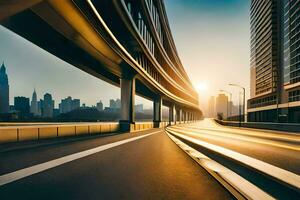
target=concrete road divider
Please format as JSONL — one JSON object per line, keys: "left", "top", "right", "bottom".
{"left": 0, "top": 128, "right": 17, "bottom": 143}
{"left": 75, "top": 125, "right": 89, "bottom": 136}
{"left": 18, "top": 128, "right": 39, "bottom": 141}
{"left": 39, "top": 126, "right": 58, "bottom": 139}
{"left": 58, "top": 126, "right": 76, "bottom": 137}
{"left": 0, "top": 122, "right": 162, "bottom": 144}
{"left": 89, "top": 125, "right": 101, "bottom": 135}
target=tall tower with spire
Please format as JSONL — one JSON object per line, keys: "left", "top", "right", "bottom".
{"left": 0, "top": 62, "right": 9, "bottom": 113}
{"left": 30, "top": 89, "right": 39, "bottom": 116}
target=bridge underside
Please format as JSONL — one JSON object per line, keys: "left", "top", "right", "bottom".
{"left": 0, "top": 0, "right": 202, "bottom": 131}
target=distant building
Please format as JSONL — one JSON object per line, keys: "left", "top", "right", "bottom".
{"left": 215, "top": 93, "right": 228, "bottom": 119}
{"left": 0, "top": 62, "right": 9, "bottom": 113}
{"left": 96, "top": 101, "right": 103, "bottom": 111}
{"left": 109, "top": 98, "right": 121, "bottom": 110}
{"left": 135, "top": 104, "right": 143, "bottom": 112}
{"left": 72, "top": 99, "right": 80, "bottom": 110}
{"left": 42, "top": 93, "right": 54, "bottom": 118}
{"left": 53, "top": 108, "right": 60, "bottom": 117}
{"left": 230, "top": 102, "right": 239, "bottom": 116}
{"left": 208, "top": 96, "right": 215, "bottom": 118}
{"left": 59, "top": 97, "right": 71, "bottom": 114}
{"left": 30, "top": 89, "right": 39, "bottom": 116}
{"left": 14, "top": 96, "right": 30, "bottom": 114}
{"left": 109, "top": 99, "right": 117, "bottom": 109}
{"left": 115, "top": 98, "right": 121, "bottom": 108}
{"left": 38, "top": 100, "right": 42, "bottom": 116}
{"left": 59, "top": 97, "right": 80, "bottom": 114}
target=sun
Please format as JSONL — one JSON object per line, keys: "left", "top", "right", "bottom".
{"left": 196, "top": 82, "right": 208, "bottom": 92}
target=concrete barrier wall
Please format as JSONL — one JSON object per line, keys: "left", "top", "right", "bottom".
{"left": 0, "top": 120, "right": 190, "bottom": 144}
{"left": 215, "top": 119, "right": 300, "bottom": 133}
{"left": 0, "top": 123, "right": 120, "bottom": 144}
{"left": 0, "top": 121, "right": 167, "bottom": 144}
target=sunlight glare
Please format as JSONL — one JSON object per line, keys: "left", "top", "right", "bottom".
{"left": 196, "top": 82, "right": 208, "bottom": 92}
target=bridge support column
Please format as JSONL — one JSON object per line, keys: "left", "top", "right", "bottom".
{"left": 179, "top": 109, "right": 183, "bottom": 124}
{"left": 120, "top": 73, "right": 136, "bottom": 132}
{"left": 153, "top": 96, "right": 162, "bottom": 128}
{"left": 169, "top": 104, "right": 176, "bottom": 125}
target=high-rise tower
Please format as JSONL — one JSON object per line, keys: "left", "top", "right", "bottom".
{"left": 42, "top": 93, "right": 54, "bottom": 118}
{"left": 248, "top": 0, "right": 300, "bottom": 122}
{"left": 30, "top": 89, "right": 39, "bottom": 116}
{"left": 0, "top": 62, "right": 9, "bottom": 113}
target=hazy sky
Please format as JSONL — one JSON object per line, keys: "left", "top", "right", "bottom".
{"left": 165, "top": 0, "right": 250, "bottom": 114}
{"left": 0, "top": 0, "right": 250, "bottom": 113}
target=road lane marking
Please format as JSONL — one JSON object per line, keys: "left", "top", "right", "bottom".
{"left": 167, "top": 133, "right": 275, "bottom": 200}
{"left": 183, "top": 124, "right": 300, "bottom": 143}
{"left": 166, "top": 128, "right": 300, "bottom": 190}
{"left": 0, "top": 130, "right": 161, "bottom": 186}
{"left": 168, "top": 126, "right": 300, "bottom": 151}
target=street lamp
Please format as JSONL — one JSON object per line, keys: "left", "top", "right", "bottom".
{"left": 219, "top": 90, "right": 232, "bottom": 120}
{"left": 229, "top": 83, "right": 246, "bottom": 123}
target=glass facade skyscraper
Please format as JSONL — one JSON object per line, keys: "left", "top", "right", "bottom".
{"left": 248, "top": 0, "right": 300, "bottom": 123}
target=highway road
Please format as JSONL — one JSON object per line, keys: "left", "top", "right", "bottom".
{"left": 0, "top": 128, "right": 232, "bottom": 200}
{"left": 167, "top": 119, "right": 300, "bottom": 199}
{"left": 0, "top": 119, "right": 299, "bottom": 199}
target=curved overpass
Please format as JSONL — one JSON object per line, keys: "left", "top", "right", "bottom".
{"left": 0, "top": 0, "right": 202, "bottom": 130}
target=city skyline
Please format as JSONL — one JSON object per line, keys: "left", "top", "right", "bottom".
{"left": 0, "top": 60, "right": 153, "bottom": 110}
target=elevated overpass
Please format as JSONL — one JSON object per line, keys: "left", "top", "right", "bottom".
{"left": 0, "top": 0, "right": 202, "bottom": 131}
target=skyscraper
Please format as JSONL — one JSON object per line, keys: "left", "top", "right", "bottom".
{"left": 215, "top": 93, "right": 228, "bottom": 120}
{"left": 30, "top": 89, "right": 39, "bottom": 116}
{"left": 115, "top": 98, "right": 121, "bottom": 108}
{"left": 96, "top": 100, "right": 103, "bottom": 111}
{"left": 42, "top": 93, "right": 54, "bottom": 118}
{"left": 59, "top": 96, "right": 72, "bottom": 114}
{"left": 109, "top": 99, "right": 117, "bottom": 109}
{"left": 248, "top": 0, "right": 300, "bottom": 123}
{"left": 14, "top": 96, "right": 30, "bottom": 114}
{"left": 0, "top": 62, "right": 9, "bottom": 113}
{"left": 208, "top": 96, "right": 215, "bottom": 118}
{"left": 72, "top": 99, "right": 80, "bottom": 110}
{"left": 59, "top": 97, "right": 80, "bottom": 114}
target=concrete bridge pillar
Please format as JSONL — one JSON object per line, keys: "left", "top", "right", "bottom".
{"left": 153, "top": 96, "right": 162, "bottom": 128}
{"left": 179, "top": 109, "right": 183, "bottom": 124}
{"left": 169, "top": 104, "right": 176, "bottom": 125}
{"left": 120, "top": 72, "right": 136, "bottom": 132}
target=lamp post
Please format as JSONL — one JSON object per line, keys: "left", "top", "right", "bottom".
{"left": 229, "top": 83, "right": 246, "bottom": 122}
{"left": 219, "top": 90, "right": 232, "bottom": 120}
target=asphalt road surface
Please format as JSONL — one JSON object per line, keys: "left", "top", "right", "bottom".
{"left": 167, "top": 119, "right": 300, "bottom": 199}
{"left": 0, "top": 128, "right": 232, "bottom": 200}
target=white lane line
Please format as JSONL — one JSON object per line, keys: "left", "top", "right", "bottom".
{"left": 0, "top": 130, "right": 161, "bottom": 186}
{"left": 167, "top": 133, "right": 275, "bottom": 200}
{"left": 167, "top": 128, "right": 300, "bottom": 190}
{"left": 168, "top": 126, "right": 300, "bottom": 151}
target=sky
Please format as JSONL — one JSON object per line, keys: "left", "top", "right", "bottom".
{"left": 0, "top": 0, "right": 250, "bottom": 114}
{"left": 165, "top": 0, "right": 250, "bottom": 115}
